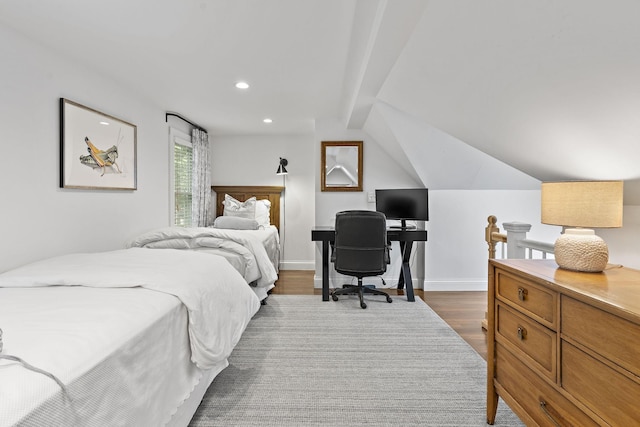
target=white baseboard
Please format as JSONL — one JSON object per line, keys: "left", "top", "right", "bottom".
{"left": 279, "top": 260, "right": 315, "bottom": 271}
{"left": 423, "top": 280, "right": 488, "bottom": 291}
{"left": 313, "top": 276, "right": 488, "bottom": 292}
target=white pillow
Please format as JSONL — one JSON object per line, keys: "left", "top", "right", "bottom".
{"left": 255, "top": 199, "right": 271, "bottom": 227}
{"left": 213, "top": 216, "right": 259, "bottom": 230}
{"left": 223, "top": 194, "right": 256, "bottom": 219}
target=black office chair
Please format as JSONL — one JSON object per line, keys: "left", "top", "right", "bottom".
{"left": 331, "top": 210, "right": 392, "bottom": 309}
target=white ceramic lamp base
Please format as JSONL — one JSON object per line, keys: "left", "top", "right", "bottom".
{"left": 554, "top": 228, "right": 608, "bottom": 273}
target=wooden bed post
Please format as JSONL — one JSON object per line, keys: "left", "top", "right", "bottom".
{"left": 485, "top": 215, "right": 500, "bottom": 259}
{"left": 483, "top": 215, "right": 506, "bottom": 331}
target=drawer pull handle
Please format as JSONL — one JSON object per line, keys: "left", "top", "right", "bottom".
{"left": 518, "top": 287, "right": 528, "bottom": 301}
{"left": 517, "top": 326, "right": 527, "bottom": 341}
{"left": 539, "top": 400, "right": 562, "bottom": 427}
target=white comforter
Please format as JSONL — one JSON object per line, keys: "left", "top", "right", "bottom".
{"left": 0, "top": 248, "right": 260, "bottom": 370}
{"left": 126, "top": 226, "right": 278, "bottom": 288}
{"left": 1, "top": 287, "right": 202, "bottom": 426}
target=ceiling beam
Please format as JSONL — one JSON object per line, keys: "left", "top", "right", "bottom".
{"left": 342, "top": 0, "right": 428, "bottom": 129}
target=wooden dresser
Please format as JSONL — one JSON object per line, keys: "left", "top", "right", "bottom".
{"left": 487, "top": 259, "right": 640, "bottom": 426}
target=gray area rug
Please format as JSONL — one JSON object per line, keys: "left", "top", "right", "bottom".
{"left": 190, "top": 295, "right": 522, "bottom": 426}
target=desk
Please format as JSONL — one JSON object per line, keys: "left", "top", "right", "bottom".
{"left": 311, "top": 226, "right": 427, "bottom": 302}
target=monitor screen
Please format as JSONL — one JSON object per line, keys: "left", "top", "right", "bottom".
{"left": 375, "top": 188, "right": 429, "bottom": 222}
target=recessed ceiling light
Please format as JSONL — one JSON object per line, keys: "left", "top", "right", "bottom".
{"left": 100, "top": 121, "right": 109, "bottom": 125}
{"left": 235, "top": 81, "right": 249, "bottom": 89}
{"left": 263, "top": 118, "right": 273, "bottom": 123}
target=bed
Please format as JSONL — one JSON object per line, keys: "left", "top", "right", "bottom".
{"left": 211, "top": 185, "right": 284, "bottom": 231}
{"left": 212, "top": 185, "right": 284, "bottom": 281}
{"left": 0, "top": 248, "right": 260, "bottom": 427}
{"left": 127, "top": 186, "right": 284, "bottom": 302}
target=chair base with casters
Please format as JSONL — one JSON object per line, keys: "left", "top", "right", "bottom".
{"left": 331, "top": 277, "right": 392, "bottom": 309}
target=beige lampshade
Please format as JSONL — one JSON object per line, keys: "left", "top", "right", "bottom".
{"left": 542, "top": 181, "right": 623, "bottom": 272}
{"left": 541, "top": 181, "right": 623, "bottom": 228}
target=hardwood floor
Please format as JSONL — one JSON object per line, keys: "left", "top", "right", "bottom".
{"left": 272, "top": 270, "right": 488, "bottom": 360}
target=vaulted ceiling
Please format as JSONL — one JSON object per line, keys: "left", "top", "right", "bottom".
{"left": 2, "top": 0, "right": 639, "bottom": 201}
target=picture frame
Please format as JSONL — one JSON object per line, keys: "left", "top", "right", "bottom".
{"left": 320, "top": 140, "right": 363, "bottom": 192}
{"left": 60, "top": 98, "right": 137, "bottom": 190}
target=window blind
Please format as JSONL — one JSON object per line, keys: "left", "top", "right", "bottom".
{"left": 174, "top": 141, "right": 193, "bottom": 227}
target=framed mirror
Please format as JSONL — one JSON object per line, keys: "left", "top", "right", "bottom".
{"left": 321, "top": 141, "right": 363, "bottom": 192}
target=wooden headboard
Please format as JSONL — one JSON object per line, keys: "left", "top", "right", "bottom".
{"left": 211, "top": 185, "right": 284, "bottom": 230}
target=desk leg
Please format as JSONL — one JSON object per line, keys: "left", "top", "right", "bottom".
{"left": 397, "top": 241, "right": 406, "bottom": 290}
{"left": 321, "top": 240, "right": 330, "bottom": 301}
{"left": 400, "top": 241, "right": 415, "bottom": 302}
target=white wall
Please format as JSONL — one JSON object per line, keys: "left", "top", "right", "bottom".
{"left": 0, "top": 24, "right": 170, "bottom": 272}
{"left": 356, "top": 101, "right": 558, "bottom": 290}
{"left": 4, "top": 19, "right": 637, "bottom": 285}
{"left": 598, "top": 206, "right": 640, "bottom": 270}
{"left": 424, "top": 191, "right": 640, "bottom": 289}
{"left": 426, "top": 190, "right": 560, "bottom": 290}
{"left": 313, "top": 118, "right": 567, "bottom": 291}
{"left": 314, "top": 118, "right": 427, "bottom": 289}
{"left": 210, "top": 134, "right": 316, "bottom": 270}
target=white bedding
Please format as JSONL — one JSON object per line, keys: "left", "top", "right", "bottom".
{"left": 126, "top": 226, "right": 280, "bottom": 290}
{"left": 0, "top": 249, "right": 260, "bottom": 426}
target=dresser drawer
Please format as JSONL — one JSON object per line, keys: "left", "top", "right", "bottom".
{"left": 496, "top": 269, "right": 556, "bottom": 327}
{"left": 495, "top": 343, "right": 599, "bottom": 427}
{"left": 496, "top": 303, "right": 557, "bottom": 381}
{"left": 562, "top": 340, "right": 640, "bottom": 426}
{"left": 562, "top": 295, "right": 640, "bottom": 378}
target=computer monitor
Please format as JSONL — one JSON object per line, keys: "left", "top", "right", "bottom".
{"left": 375, "top": 188, "right": 429, "bottom": 228}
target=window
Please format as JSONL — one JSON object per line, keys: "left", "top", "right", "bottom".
{"left": 170, "top": 129, "right": 193, "bottom": 226}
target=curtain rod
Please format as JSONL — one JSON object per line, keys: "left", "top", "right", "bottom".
{"left": 165, "top": 112, "right": 207, "bottom": 133}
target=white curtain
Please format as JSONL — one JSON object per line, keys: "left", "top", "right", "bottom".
{"left": 191, "top": 128, "right": 211, "bottom": 227}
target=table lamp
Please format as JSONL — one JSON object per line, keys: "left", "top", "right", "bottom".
{"left": 541, "top": 181, "right": 623, "bottom": 272}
